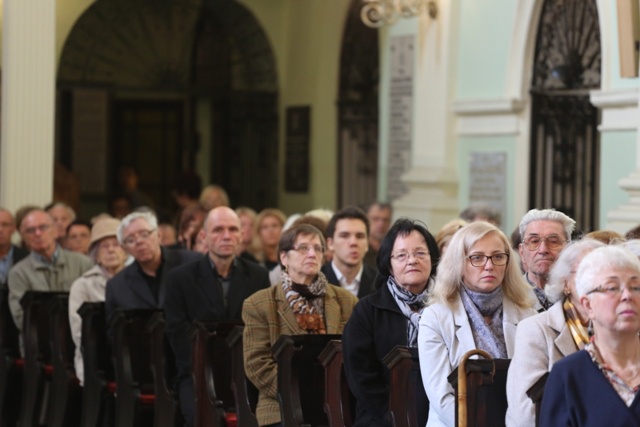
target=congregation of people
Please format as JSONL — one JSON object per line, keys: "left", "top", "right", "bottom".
{"left": 3, "top": 178, "right": 640, "bottom": 426}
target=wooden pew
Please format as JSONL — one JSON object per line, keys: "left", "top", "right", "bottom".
{"left": 111, "top": 309, "right": 161, "bottom": 427}
{"left": 318, "top": 339, "right": 354, "bottom": 427}
{"left": 0, "top": 288, "right": 23, "bottom": 427}
{"left": 448, "top": 349, "right": 510, "bottom": 427}
{"left": 48, "top": 293, "right": 82, "bottom": 427}
{"left": 147, "top": 311, "right": 180, "bottom": 427}
{"left": 226, "top": 326, "right": 259, "bottom": 427}
{"left": 18, "top": 291, "right": 68, "bottom": 427}
{"left": 526, "top": 372, "right": 549, "bottom": 427}
{"left": 383, "top": 346, "right": 428, "bottom": 427}
{"left": 271, "top": 334, "right": 341, "bottom": 427}
{"left": 190, "top": 321, "right": 241, "bottom": 427}
{"left": 78, "top": 301, "right": 115, "bottom": 427}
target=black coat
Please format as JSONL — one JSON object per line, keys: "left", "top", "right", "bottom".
{"left": 163, "top": 255, "right": 270, "bottom": 426}
{"left": 321, "top": 262, "right": 377, "bottom": 299}
{"left": 105, "top": 247, "right": 200, "bottom": 329}
{"left": 342, "top": 283, "right": 409, "bottom": 427}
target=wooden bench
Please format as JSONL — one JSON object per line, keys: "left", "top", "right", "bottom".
{"left": 147, "top": 311, "right": 180, "bottom": 427}
{"left": 78, "top": 301, "right": 115, "bottom": 427}
{"left": 0, "top": 288, "right": 23, "bottom": 427}
{"left": 48, "top": 293, "right": 82, "bottom": 427}
{"left": 226, "top": 326, "right": 258, "bottom": 427}
{"left": 111, "top": 308, "right": 162, "bottom": 427}
{"left": 18, "top": 291, "right": 68, "bottom": 427}
{"left": 271, "top": 334, "right": 341, "bottom": 427}
{"left": 190, "top": 321, "right": 241, "bottom": 427}
{"left": 526, "top": 372, "right": 549, "bottom": 427}
{"left": 448, "top": 349, "right": 510, "bottom": 427}
{"left": 318, "top": 339, "right": 354, "bottom": 427}
{"left": 383, "top": 346, "right": 428, "bottom": 427}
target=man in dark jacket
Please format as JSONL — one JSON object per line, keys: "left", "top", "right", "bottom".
{"left": 164, "top": 206, "right": 270, "bottom": 426}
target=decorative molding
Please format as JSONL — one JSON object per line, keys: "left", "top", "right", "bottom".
{"left": 453, "top": 98, "right": 526, "bottom": 136}
{"left": 590, "top": 87, "right": 639, "bottom": 131}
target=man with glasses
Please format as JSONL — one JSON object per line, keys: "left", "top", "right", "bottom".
{"left": 518, "top": 208, "right": 576, "bottom": 311}
{"left": 8, "top": 209, "right": 92, "bottom": 334}
{"left": 163, "top": 206, "right": 269, "bottom": 426}
{"left": 105, "top": 210, "right": 199, "bottom": 331}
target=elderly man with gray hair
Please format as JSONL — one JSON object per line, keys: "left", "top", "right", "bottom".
{"left": 518, "top": 208, "right": 576, "bottom": 311}
{"left": 104, "top": 210, "right": 199, "bottom": 333}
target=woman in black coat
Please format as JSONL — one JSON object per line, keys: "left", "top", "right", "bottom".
{"left": 342, "top": 218, "right": 440, "bottom": 426}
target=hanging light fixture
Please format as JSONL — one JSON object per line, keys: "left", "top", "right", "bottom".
{"left": 360, "top": 0, "right": 438, "bottom": 28}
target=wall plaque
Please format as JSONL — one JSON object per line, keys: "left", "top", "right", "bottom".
{"left": 469, "top": 152, "right": 507, "bottom": 224}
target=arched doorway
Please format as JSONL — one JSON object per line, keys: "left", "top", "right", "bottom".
{"left": 57, "top": 0, "right": 278, "bottom": 215}
{"left": 529, "top": 0, "right": 601, "bottom": 231}
{"left": 337, "top": 0, "right": 379, "bottom": 208}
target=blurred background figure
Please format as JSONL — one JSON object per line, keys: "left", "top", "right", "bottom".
{"left": 171, "top": 171, "right": 202, "bottom": 212}
{"left": 46, "top": 202, "right": 76, "bottom": 246}
{"left": 436, "top": 218, "right": 467, "bottom": 256}
{"left": 365, "top": 202, "right": 392, "bottom": 268}
{"left": 108, "top": 192, "right": 134, "bottom": 220}
{"left": 236, "top": 206, "right": 259, "bottom": 262}
{"left": 255, "top": 208, "right": 287, "bottom": 271}
{"left": 459, "top": 203, "right": 501, "bottom": 227}
{"left": 117, "top": 165, "right": 155, "bottom": 209}
{"left": 199, "top": 184, "right": 229, "bottom": 211}
{"left": 176, "top": 204, "right": 207, "bottom": 250}
{"left": 65, "top": 219, "right": 92, "bottom": 255}
{"left": 584, "top": 229, "right": 625, "bottom": 245}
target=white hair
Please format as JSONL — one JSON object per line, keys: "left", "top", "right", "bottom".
{"left": 519, "top": 208, "right": 576, "bottom": 241}
{"left": 576, "top": 245, "right": 640, "bottom": 297}
{"left": 117, "top": 211, "right": 158, "bottom": 244}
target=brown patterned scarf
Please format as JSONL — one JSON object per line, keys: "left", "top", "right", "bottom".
{"left": 563, "top": 297, "right": 590, "bottom": 348}
{"left": 281, "top": 270, "right": 327, "bottom": 334}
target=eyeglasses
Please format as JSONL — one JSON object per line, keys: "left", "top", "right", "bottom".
{"left": 522, "top": 234, "right": 566, "bottom": 251}
{"left": 290, "top": 244, "right": 325, "bottom": 255}
{"left": 467, "top": 253, "right": 510, "bottom": 267}
{"left": 390, "top": 251, "right": 430, "bottom": 263}
{"left": 587, "top": 282, "right": 640, "bottom": 297}
{"left": 122, "top": 228, "right": 156, "bottom": 246}
{"left": 23, "top": 224, "right": 51, "bottom": 235}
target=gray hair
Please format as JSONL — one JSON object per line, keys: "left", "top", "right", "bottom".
{"left": 576, "top": 245, "right": 640, "bottom": 297}
{"left": 47, "top": 202, "right": 77, "bottom": 222}
{"left": 545, "top": 238, "right": 605, "bottom": 303}
{"left": 117, "top": 211, "right": 158, "bottom": 244}
{"left": 519, "top": 208, "right": 576, "bottom": 241}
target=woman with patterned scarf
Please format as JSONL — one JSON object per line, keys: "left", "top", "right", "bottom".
{"left": 242, "top": 224, "right": 358, "bottom": 427}
{"left": 418, "top": 221, "right": 536, "bottom": 427}
{"left": 342, "top": 218, "right": 440, "bottom": 427}
{"left": 505, "top": 238, "right": 604, "bottom": 427}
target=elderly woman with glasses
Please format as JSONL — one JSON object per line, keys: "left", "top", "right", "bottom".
{"left": 540, "top": 246, "right": 640, "bottom": 426}
{"left": 418, "top": 221, "right": 536, "bottom": 427}
{"left": 242, "top": 224, "right": 358, "bottom": 427}
{"left": 505, "top": 238, "right": 604, "bottom": 427}
{"left": 342, "top": 218, "right": 440, "bottom": 426}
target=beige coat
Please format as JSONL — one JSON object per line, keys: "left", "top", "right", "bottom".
{"left": 68, "top": 265, "right": 110, "bottom": 385}
{"left": 505, "top": 301, "right": 579, "bottom": 427}
{"left": 242, "top": 284, "right": 358, "bottom": 426}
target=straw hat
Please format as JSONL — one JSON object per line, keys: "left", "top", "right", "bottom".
{"left": 90, "top": 217, "right": 121, "bottom": 248}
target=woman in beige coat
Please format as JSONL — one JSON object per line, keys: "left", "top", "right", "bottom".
{"left": 68, "top": 217, "right": 128, "bottom": 384}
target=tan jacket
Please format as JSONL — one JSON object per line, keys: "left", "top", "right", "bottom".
{"left": 505, "top": 301, "right": 578, "bottom": 427}
{"left": 242, "top": 283, "right": 358, "bottom": 426}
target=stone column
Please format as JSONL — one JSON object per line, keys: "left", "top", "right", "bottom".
{"left": 0, "top": 0, "right": 56, "bottom": 213}
{"left": 392, "top": 1, "right": 460, "bottom": 229}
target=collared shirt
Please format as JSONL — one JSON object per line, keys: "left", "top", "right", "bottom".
{"left": 331, "top": 261, "right": 363, "bottom": 297}
{"left": 208, "top": 256, "right": 237, "bottom": 307}
{"left": 525, "top": 272, "right": 552, "bottom": 311}
{"left": 0, "top": 246, "right": 14, "bottom": 284}
{"left": 32, "top": 245, "right": 61, "bottom": 266}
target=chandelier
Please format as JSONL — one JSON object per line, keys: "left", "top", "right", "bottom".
{"left": 360, "top": 0, "right": 438, "bottom": 28}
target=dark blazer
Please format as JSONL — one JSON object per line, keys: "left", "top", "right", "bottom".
{"left": 163, "top": 255, "right": 270, "bottom": 426}
{"left": 540, "top": 349, "right": 640, "bottom": 426}
{"left": 105, "top": 247, "right": 199, "bottom": 329}
{"left": 0, "top": 245, "right": 29, "bottom": 289}
{"left": 321, "top": 262, "right": 377, "bottom": 299}
{"left": 342, "top": 283, "right": 425, "bottom": 427}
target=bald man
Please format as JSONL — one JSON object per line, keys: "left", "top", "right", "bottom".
{"left": 163, "top": 207, "right": 270, "bottom": 426}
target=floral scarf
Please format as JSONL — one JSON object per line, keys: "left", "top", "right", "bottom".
{"left": 281, "top": 270, "right": 328, "bottom": 334}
